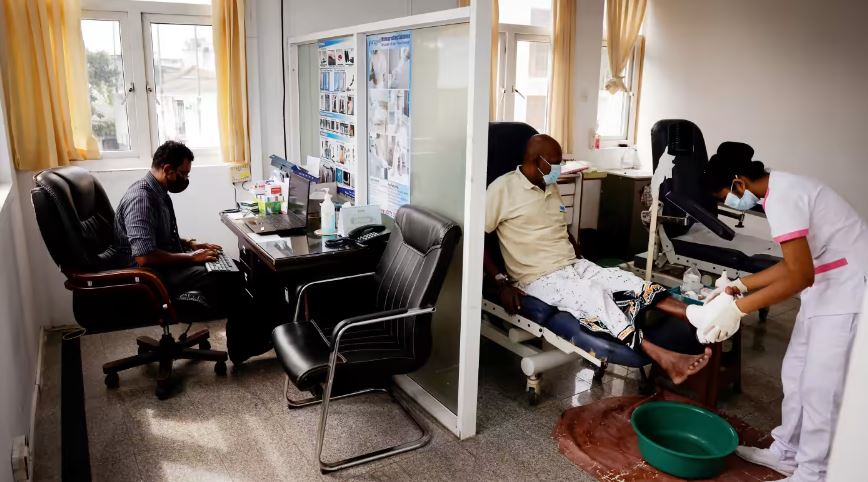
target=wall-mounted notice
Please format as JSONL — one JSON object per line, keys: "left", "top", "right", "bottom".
{"left": 318, "top": 36, "right": 356, "bottom": 199}
{"left": 366, "top": 31, "right": 411, "bottom": 217}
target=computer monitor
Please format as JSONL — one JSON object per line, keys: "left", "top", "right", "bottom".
{"left": 286, "top": 170, "right": 311, "bottom": 225}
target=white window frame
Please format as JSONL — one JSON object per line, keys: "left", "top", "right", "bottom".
{"left": 598, "top": 37, "right": 643, "bottom": 147}
{"left": 142, "top": 13, "right": 218, "bottom": 159}
{"left": 495, "top": 23, "right": 551, "bottom": 132}
{"left": 81, "top": 10, "right": 144, "bottom": 159}
{"left": 80, "top": 0, "right": 212, "bottom": 164}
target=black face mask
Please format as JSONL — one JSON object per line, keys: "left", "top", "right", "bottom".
{"left": 167, "top": 174, "right": 189, "bottom": 193}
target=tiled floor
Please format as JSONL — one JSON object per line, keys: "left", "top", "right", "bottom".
{"left": 33, "top": 298, "right": 797, "bottom": 482}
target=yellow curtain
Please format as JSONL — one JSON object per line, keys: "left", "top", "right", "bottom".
{"left": 604, "top": 0, "right": 646, "bottom": 94}
{"left": 213, "top": 0, "right": 250, "bottom": 165}
{"left": 547, "top": 0, "right": 575, "bottom": 152}
{"left": 459, "top": 0, "right": 498, "bottom": 119}
{"left": 0, "top": 0, "right": 98, "bottom": 170}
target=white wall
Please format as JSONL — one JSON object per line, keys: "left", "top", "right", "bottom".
{"left": 253, "top": 0, "right": 459, "bottom": 177}
{"left": 637, "top": 0, "right": 868, "bottom": 217}
{"left": 0, "top": 74, "right": 43, "bottom": 482}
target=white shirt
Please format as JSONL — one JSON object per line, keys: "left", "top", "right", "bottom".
{"left": 485, "top": 168, "right": 576, "bottom": 285}
{"left": 763, "top": 171, "right": 868, "bottom": 315}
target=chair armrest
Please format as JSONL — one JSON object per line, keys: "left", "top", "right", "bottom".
{"left": 294, "top": 272, "right": 376, "bottom": 321}
{"left": 64, "top": 268, "right": 176, "bottom": 323}
{"left": 331, "top": 306, "right": 436, "bottom": 347}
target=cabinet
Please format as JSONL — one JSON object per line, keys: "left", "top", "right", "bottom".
{"left": 598, "top": 171, "right": 651, "bottom": 261}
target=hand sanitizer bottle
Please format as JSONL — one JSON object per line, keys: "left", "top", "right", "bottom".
{"left": 320, "top": 189, "right": 336, "bottom": 235}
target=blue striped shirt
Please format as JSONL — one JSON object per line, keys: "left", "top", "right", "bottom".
{"left": 114, "top": 172, "right": 183, "bottom": 265}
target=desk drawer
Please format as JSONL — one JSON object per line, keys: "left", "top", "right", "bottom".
{"left": 561, "top": 194, "right": 574, "bottom": 208}
{"left": 557, "top": 180, "right": 576, "bottom": 195}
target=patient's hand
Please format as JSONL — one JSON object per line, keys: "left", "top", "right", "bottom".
{"left": 499, "top": 284, "right": 525, "bottom": 315}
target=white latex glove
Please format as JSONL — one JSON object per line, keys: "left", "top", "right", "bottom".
{"left": 686, "top": 294, "right": 745, "bottom": 344}
{"left": 705, "top": 278, "right": 749, "bottom": 302}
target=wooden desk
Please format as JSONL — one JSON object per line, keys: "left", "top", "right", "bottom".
{"left": 219, "top": 213, "right": 384, "bottom": 362}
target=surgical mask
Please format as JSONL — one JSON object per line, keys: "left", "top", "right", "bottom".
{"left": 724, "top": 181, "right": 759, "bottom": 211}
{"left": 167, "top": 173, "right": 189, "bottom": 193}
{"left": 538, "top": 156, "right": 562, "bottom": 186}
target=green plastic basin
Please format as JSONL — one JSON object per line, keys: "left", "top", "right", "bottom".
{"left": 631, "top": 401, "right": 738, "bottom": 479}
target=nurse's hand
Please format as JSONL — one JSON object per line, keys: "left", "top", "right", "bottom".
{"left": 699, "top": 294, "right": 745, "bottom": 343}
{"left": 686, "top": 294, "right": 745, "bottom": 343}
{"left": 705, "top": 278, "right": 749, "bottom": 302}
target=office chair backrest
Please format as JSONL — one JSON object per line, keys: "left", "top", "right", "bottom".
{"left": 487, "top": 121, "right": 539, "bottom": 186}
{"left": 372, "top": 205, "right": 461, "bottom": 365}
{"left": 376, "top": 205, "right": 462, "bottom": 310}
{"left": 31, "top": 166, "right": 119, "bottom": 272}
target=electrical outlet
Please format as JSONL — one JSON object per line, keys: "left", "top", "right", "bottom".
{"left": 11, "top": 435, "right": 29, "bottom": 482}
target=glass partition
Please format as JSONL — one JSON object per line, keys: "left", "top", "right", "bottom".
{"left": 369, "top": 22, "right": 470, "bottom": 413}
{"left": 297, "top": 42, "right": 320, "bottom": 167}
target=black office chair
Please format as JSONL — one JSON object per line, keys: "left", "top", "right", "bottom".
{"left": 31, "top": 166, "right": 228, "bottom": 399}
{"left": 271, "top": 205, "right": 461, "bottom": 473}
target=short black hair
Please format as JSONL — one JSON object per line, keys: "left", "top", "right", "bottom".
{"left": 152, "top": 140, "right": 194, "bottom": 169}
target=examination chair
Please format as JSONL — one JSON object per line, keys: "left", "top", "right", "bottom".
{"left": 481, "top": 122, "right": 708, "bottom": 405}
{"left": 634, "top": 120, "right": 779, "bottom": 342}
{"left": 31, "top": 166, "right": 228, "bottom": 400}
{"left": 635, "top": 119, "right": 782, "bottom": 278}
{"left": 272, "top": 205, "right": 461, "bottom": 473}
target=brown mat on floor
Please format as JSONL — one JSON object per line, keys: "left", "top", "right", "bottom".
{"left": 553, "top": 391, "right": 781, "bottom": 481}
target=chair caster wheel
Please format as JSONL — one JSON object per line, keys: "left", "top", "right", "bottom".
{"left": 199, "top": 340, "right": 211, "bottom": 351}
{"left": 155, "top": 386, "right": 170, "bottom": 400}
{"left": 214, "top": 360, "right": 227, "bottom": 376}
{"left": 527, "top": 387, "right": 540, "bottom": 406}
{"left": 105, "top": 372, "right": 120, "bottom": 389}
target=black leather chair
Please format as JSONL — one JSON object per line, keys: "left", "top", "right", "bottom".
{"left": 272, "top": 205, "right": 461, "bottom": 473}
{"left": 31, "top": 166, "right": 228, "bottom": 399}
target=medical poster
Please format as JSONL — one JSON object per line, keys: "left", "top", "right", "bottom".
{"left": 318, "top": 37, "right": 356, "bottom": 199}
{"left": 366, "top": 31, "right": 411, "bottom": 217}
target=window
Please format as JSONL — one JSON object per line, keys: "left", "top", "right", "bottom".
{"left": 499, "top": 0, "right": 552, "bottom": 27}
{"left": 82, "top": 19, "right": 132, "bottom": 152}
{"left": 596, "top": 40, "right": 641, "bottom": 143}
{"left": 146, "top": 19, "right": 218, "bottom": 149}
{"left": 496, "top": 0, "right": 553, "bottom": 134}
{"left": 81, "top": 1, "right": 215, "bottom": 161}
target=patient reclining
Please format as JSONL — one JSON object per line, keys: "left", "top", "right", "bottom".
{"left": 484, "top": 134, "right": 711, "bottom": 384}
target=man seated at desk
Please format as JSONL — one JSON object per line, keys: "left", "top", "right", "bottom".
{"left": 484, "top": 135, "right": 712, "bottom": 384}
{"left": 114, "top": 141, "right": 257, "bottom": 360}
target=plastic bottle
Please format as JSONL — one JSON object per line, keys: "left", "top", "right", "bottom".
{"left": 320, "top": 188, "right": 336, "bottom": 235}
{"left": 681, "top": 266, "right": 702, "bottom": 295}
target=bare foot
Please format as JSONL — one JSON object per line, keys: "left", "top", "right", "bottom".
{"left": 641, "top": 341, "right": 712, "bottom": 385}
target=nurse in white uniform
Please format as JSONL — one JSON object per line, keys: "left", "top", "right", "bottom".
{"left": 687, "top": 153, "right": 868, "bottom": 481}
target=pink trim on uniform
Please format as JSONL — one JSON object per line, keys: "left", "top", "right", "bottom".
{"left": 773, "top": 229, "right": 809, "bottom": 243}
{"left": 814, "top": 258, "right": 848, "bottom": 274}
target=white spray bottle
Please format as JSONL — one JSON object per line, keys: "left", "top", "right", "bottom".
{"left": 320, "top": 188, "right": 336, "bottom": 235}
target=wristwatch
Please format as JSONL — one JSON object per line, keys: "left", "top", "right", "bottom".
{"left": 494, "top": 273, "right": 510, "bottom": 283}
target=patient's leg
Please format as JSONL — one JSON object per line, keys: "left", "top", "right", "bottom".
{"left": 641, "top": 340, "right": 712, "bottom": 385}
{"left": 655, "top": 296, "right": 688, "bottom": 321}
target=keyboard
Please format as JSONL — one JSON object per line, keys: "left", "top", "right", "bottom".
{"left": 205, "top": 252, "right": 239, "bottom": 273}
